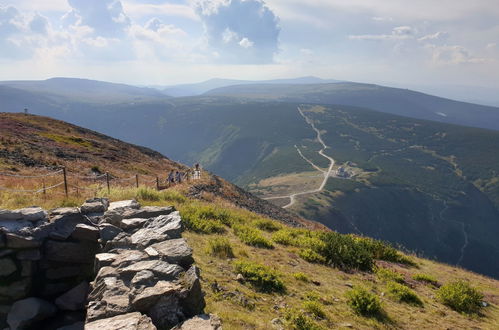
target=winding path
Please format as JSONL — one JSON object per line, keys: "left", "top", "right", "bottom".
{"left": 264, "top": 107, "right": 335, "bottom": 209}
{"left": 440, "top": 200, "right": 469, "bottom": 266}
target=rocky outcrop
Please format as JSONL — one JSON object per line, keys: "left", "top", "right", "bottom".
{"left": 0, "top": 199, "right": 219, "bottom": 330}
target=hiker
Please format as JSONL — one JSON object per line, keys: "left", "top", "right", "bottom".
{"left": 167, "top": 170, "right": 175, "bottom": 185}
{"left": 175, "top": 171, "right": 182, "bottom": 184}
{"left": 193, "top": 163, "right": 201, "bottom": 180}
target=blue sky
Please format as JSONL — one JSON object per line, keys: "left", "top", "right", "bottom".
{"left": 0, "top": 0, "right": 498, "bottom": 92}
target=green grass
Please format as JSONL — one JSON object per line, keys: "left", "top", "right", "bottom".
{"left": 253, "top": 218, "right": 282, "bottom": 232}
{"left": 437, "top": 280, "right": 484, "bottom": 314}
{"left": 376, "top": 267, "right": 405, "bottom": 283}
{"left": 302, "top": 300, "right": 327, "bottom": 319}
{"left": 234, "top": 260, "right": 285, "bottom": 293}
{"left": 292, "top": 272, "right": 310, "bottom": 282}
{"left": 233, "top": 224, "right": 274, "bottom": 249}
{"left": 412, "top": 273, "right": 439, "bottom": 286}
{"left": 206, "top": 237, "right": 235, "bottom": 259}
{"left": 298, "top": 248, "right": 326, "bottom": 264}
{"left": 345, "top": 286, "right": 383, "bottom": 317}
{"left": 285, "top": 310, "right": 324, "bottom": 330}
{"left": 386, "top": 282, "right": 423, "bottom": 306}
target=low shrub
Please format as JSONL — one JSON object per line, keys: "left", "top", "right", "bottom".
{"left": 302, "top": 300, "right": 327, "bottom": 319}
{"left": 345, "top": 287, "right": 382, "bottom": 317}
{"left": 299, "top": 248, "right": 327, "bottom": 264}
{"left": 234, "top": 260, "right": 285, "bottom": 293}
{"left": 376, "top": 267, "right": 405, "bottom": 283}
{"left": 272, "top": 229, "right": 303, "bottom": 246}
{"left": 285, "top": 310, "right": 324, "bottom": 330}
{"left": 233, "top": 225, "right": 274, "bottom": 249}
{"left": 207, "top": 237, "right": 234, "bottom": 258}
{"left": 253, "top": 218, "right": 282, "bottom": 232}
{"left": 412, "top": 273, "right": 438, "bottom": 286}
{"left": 181, "top": 204, "right": 227, "bottom": 234}
{"left": 358, "top": 237, "right": 416, "bottom": 266}
{"left": 292, "top": 272, "right": 310, "bottom": 282}
{"left": 386, "top": 282, "right": 423, "bottom": 306}
{"left": 319, "top": 232, "right": 374, "bottom": 271}
{"left": 437, "top": 280, "right": 483, "bottom": 313}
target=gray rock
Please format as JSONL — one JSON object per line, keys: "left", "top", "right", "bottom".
{"left": 144, "top": 247, "right": 159, "bottom": 257}
{"left": 101, "top": 209, "right": 124, "bottom": 227}
{"left": 173, "top": 314, "right": 222, "bottom": 330}
{"left": 122, "top": 206, "right": 174, "bottom": 220}
{"left": 103, "top": 232, "right": 133, "bottom": 252}
{"left": 85, "top": 312, "right": 155, "bottom": 330}
{"left": 95, "top": 253, "right": 117, "bottom": 271}
{"left": 107, "top": 200, "right": 140, "bottom": 212}
{"left": 33, "top": 211, "right": 86, "bottom": 241}
{"left": 131, "top": 270, "right": 155, "bottom": 287}
{"left": 0, "top": 258, "right": 17, "bottom": 276}
{"left": 148, "top": 294, "right": 182, "bottom": 329}
{"left": 7, "top": 297, "right": 57, "bottom": 330}
{"left": 131, "top": 213, "right": 183, "bottom": 247}
{"left": 45, "top": 240, "right": 99, "bottom": 263}
{"left": 131, "top": 281, "right": 180, "bottom": 312}
{"left": 120, "top": 218, "right": 148, "bottom": 230}
{"left": 0, "top": 207, "right": 47, "bottom": 222}
{"left": 151, "top": 238, "right": 193, "bottom": 268}
{"left": 0, "top": 219, "right": 33, "bottom": 233}
{"left": 49, "top": 207, "right": 79, "bottom": 217}
{"left": 109, "top": 250, "right": 147, "bottom": 268}
{"left": 99, "top": 224, "right": 123, "bottom": 242}
{"left": 81, "top": 198, "right": 109, "bottom": 215}
{"left": 5, "top": 233, "right": 41, "bottom": 249}
{"left": 0, "top": 278, "right": 31, "bottom": 301}
{"left": 121, "top": 260, "right": 184, "bottom": 281}
{"left": 71, "top": 224, "right": 99, "bottom": 241}
{"left": 16, "top": 249, "right": 41, "bottom": 261}
{"left": 55, "top": 282, "right": 89, "bottom": 311}
{"left": 179, "top": 266, "right": 205, "bottom": 318}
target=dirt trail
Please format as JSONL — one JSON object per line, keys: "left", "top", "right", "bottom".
{"left": 264, "top": 107, "right": 335, "bottom": 208}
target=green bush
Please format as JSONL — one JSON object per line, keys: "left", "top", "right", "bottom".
{"left": 253, "top": 218, "right": 282, "bottom": 232}
{"left": 299, "top": 248, "right": 327, "bottom": 264}
{"left": 376, "top": 267, "right": 405, "bottom": 283}
{"left": 437, "top": 280, "right": 483, "bottom": 313}
{"left": 285, "top": 310, "right": 323, "bottom": 330}
{"left": 319, "top": 232, "right": 374, "bottom": 271}
{"left": 386, "top": 282, "right": 423, "bottom": 306}
{"left": 358, "top": 237, "right": 416, "bottom": 266}
{"left": 207, "top": 237, "right": 234, "bottom": 258}
{"left": 234, "top": 260, "right": 285, "bottom": 293}
{"left": 272, "top": 229, "right": 304, "bottom": 246}
{"left": 345, "top": 287, "right": 382, "bottom": 317}
{"left": 302, "top": 300, "right": 327, "bottom": 319}
{"left": 292, "top": 272, "right": 310, "bottom": 282}
{"left": 233, "top": 225, "right": 274, "bottom": 249}
{"left": 181, "top": 204, "right": 228, "bottom": 234}
{"left": 412, "top": 273, "right": 438, "bottom": 286}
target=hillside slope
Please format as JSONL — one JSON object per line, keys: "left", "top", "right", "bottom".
{"left": 206, "top": 82, "right": 499, "bottom": 131}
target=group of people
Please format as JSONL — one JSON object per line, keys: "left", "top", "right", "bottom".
{"left": 166, "top": 163, "right": 201, "bottom": 185}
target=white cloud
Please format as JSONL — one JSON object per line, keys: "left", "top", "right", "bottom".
{"left": 239, "top": 37, "right": 254, "bottom": 48}
{"left": 418, "top": 31, "right": 449, "bottom": 43}
{"left": 429, "top": 45, "right": 487, "bottom": 65}
{"left": 349, "top": 26, "right": 416, "bottom": 40}
{"left": 122, "top": 1, "right": 199, "bottom": 21}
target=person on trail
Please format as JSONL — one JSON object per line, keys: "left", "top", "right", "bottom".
{"left": 175, "top": 171, "right": 182, "bottom": 184}
{"left": 167, "top": 170, "right": 175, "bottom": 185}
{"left": 194, "top": 163, "right": 201, "bottom": 180}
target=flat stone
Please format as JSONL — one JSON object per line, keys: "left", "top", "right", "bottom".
{"left": 81, "top": 198, "right": 108, "bottom": 215}
{"left": 108, "top": 200, "right": 140, "bottom": 212}
{"left": 131, "top": 213, "right": 183, "bottom": 248}
{"left": 179, "top": 266, "right": 205, "bottom": 318}
{"left": 49, "top": 207, "right": 80, "bottom": 217}
{"left": 151, "top": 238, "right": 193, "bottom": 268}
{"left": 0, "top": 219, "right": 33, "bottom": 233}
{"left": 56, "top": 282, "right": 89, "bottom": 311}
{"left": 71, "top": 224, "right": 100, "bottom": 241}
{"left": 7, "top": 297, "right": 57, "bottom": 330}
{"left": 95, "top": 253, "right": 117, "bottom": 271}
{"left": 131, "top": 281, "right": 180, "bottom": 312}
{"left": 0, "top": 278, "right": 31, "bottom": 301}
{"left": 34, "top": 211, "right": 86, "bottom": 241}
{"left": 45, "top": 240, "right": 99, "bottom": 263}
{"left": 122, "top": 206, "right": 174, "bottom": 220}
{"left": 120, "top": 218, "right": 148, "bottom": 230}
{"left": 173, "top": 314, "right": 222, "bottom": 330}
{"left": 145, "top": 247, "right": 159, "bottom": 257}
{"left": 0, "top": 258, "right": 17, "bottom": 276}
{"left": 99, "top": 224, "right": 123, "bottom": 241}
{"left": 121, "top": 260, "right": 184, "bottom": 281}
{"left": 6, "top": 233, "right": 41, "bottom": 248}
{"left": 131, "top": 270, "right": 155, "bottom": 287}
{"left": 16, "top": 249, "right": 41, "bottom": 261}
{"left": 148, "top": 294, "right": 182, "bottom": 329}
{"left": 109, "top": 250, "right": 147, "bottom": 268}
{"left": 46, "top": 266, "right": 83, "bottom": 280}
{"left": 85, "top": 312, "right": 155, "bottom": 330}
{"left": 0, "top": 207, "right": 47, "bottom": 222}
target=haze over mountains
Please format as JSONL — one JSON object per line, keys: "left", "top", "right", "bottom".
{"left": 2, "top": 77, "right": 499, "bottom": 278}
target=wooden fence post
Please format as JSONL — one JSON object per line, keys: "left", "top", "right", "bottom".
{"left": 42, "top": 180, "right": 46, "bottom": 199}
{"left": 106, "top": 172, "right": 110, "bottom": 194}
{"left": 62, "top": 167, "right": 68, "bottom": 197}
{"left": 136, "top": 174, "right": 139, "bottom": 188}
{"left": 156, "top": 176, "right": 159, "bottom": 191}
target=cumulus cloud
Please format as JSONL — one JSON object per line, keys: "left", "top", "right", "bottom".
{"left": 429, "top": 45, "right": 486, "bottom": 65}
{"left": 349, "top": 26, "right": 416, "bottom": 40}
{"left": 195, "top": 0, "right": 280, "bottom": 63}
{"left": 63, "top": 0, "right": 131, "bottom": 37}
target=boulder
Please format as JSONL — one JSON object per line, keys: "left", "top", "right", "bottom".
{"left": 131, "top": 281, "right": 180, "bottom": 312}
{"left": 49, "top": 207, "right": 79, "bottom": 217}
{"left": 131, "top": 213, "right": 183, "bottom": 248}
{"left": 7, "top": 297, "right": 57, "bottom": 330}
{"left": 121, "top": 260, "right": 184, "bottom": 281}
{"left": 0, "top": 207, "right": 47, "bottom": 222}
{"left": 33, "top": 211, "right": 86, "bottom": 241}
{"left": 0, "top": 219, "right": 33, "bottom": 233}
{"left": 148, "top": 295, "right": 183, "bottom": 329}
{"left": 99, "top": 224, "right": 123, "bottom": 242}
{"left": 71, "top": 224, "right": 100, "bottom": 241}
{"left": 85, "top": 312, "right": 155, "bottom": 330}
{"left": 122, "top": 206, "right": 174, "bottom": 220}
{"left": 172, "top": 314, "right": 222, "bottom": 330}
{"left": 0, "top": 258, "right": 17, "bottom": 276}
{"left": 95, "top": 253, "right": 117, "bottom": 271}
{"left": 109, "top": 250, "right": 147, "bottom": 268}
{"left": 120, "top": 218, "right": 148, "bottom": 231}
{"left": 86, "top": 278, "right": 131, "bottom": 321}
{"left": 55, "top": 282, "right": 89, "bottom": 311}
{"left": 45, "top": 240, "right": 99, "bottom": 263}
{"left": 130, "top": 270, "right": 155, "bottom": 287}
{"left": 5, "top": 233, "right": 41, "bottom": 249}
{"left": 151, "top": 238, "right": 194, "bottom": 268}
{"left": 179, "top": 266, "right": 205, "bottom": 318}
{"left": 81, "top": 198, "right": 109, "bottom": 215}
{"left": 0, "top": 278, "right": 31, "bottom": 301}
{"left": 108, "top": 200, "right": 140, "bottom": 212}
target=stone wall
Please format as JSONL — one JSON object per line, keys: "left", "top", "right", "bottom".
{"left": 0, "top": 199, "right": 221, "bottom": 330}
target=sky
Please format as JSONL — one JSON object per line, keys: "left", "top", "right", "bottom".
{"left": 1, "top": 0, "right": 498, "bottom": 93}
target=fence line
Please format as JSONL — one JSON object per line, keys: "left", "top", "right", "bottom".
{"left": 0, "top": 181, "right": 65, "bottom": 194}
{"left": 0, "top": 169, "right": 63, "bottom": 179}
